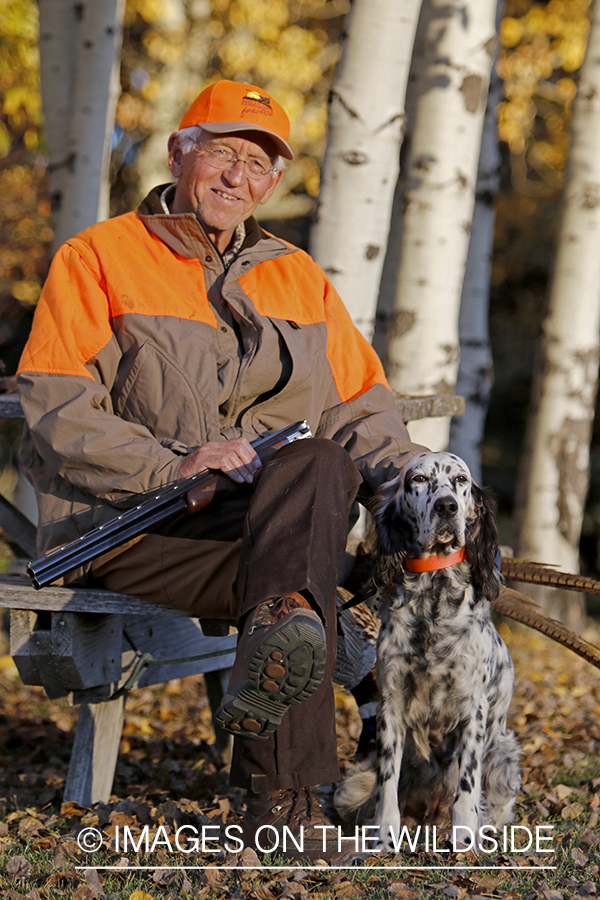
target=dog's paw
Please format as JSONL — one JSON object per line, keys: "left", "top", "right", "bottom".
{"left": 375, "top": 822, "right": 401, "bottom": 855}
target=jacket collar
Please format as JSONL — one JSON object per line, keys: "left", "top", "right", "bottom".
{"left": 137, "top": 184, "right": 267, "bottom": 261}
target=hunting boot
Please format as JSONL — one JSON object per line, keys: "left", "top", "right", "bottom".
{"left": 215, "top": 593, "right": 327, "bottom": 740}
{"left": 242, "top": 786, "right": 364, "bottom": 863}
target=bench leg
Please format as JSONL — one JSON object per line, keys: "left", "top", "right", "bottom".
{"left": 64, "top": 695, "right": 125, "bottom": 806}
{"left": 204, "top": 667, "right": 233, "bottom": 763}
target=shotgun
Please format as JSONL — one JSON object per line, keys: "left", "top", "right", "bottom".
{"left": 27, "top": 420, "right": 312, "bottom": 590}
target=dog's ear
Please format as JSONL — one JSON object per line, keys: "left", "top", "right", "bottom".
{"left": 371, "top": 476, "right": 414, "bottom": 563}
{"left": 465, "top": 484, "right": 500, "bottom": 601}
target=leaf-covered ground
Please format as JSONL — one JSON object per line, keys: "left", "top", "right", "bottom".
{"left": 0, "top": 620, "right": 599, "bottom": 898}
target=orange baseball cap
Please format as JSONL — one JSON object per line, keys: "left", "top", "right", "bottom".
{"left": 179, "top": 80, "right": 294, "bottom": 160}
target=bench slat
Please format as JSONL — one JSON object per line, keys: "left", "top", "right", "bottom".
{"left": 0, "top": 575, "right": 191, "bottom": 617}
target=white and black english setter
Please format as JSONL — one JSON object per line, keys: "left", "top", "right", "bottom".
{"left": 335, "top": 452, "right": 521, "bottom": 852}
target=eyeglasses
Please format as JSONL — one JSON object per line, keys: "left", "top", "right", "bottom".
{"left": 194, "top": 144, "right": 276, "bottom": 180}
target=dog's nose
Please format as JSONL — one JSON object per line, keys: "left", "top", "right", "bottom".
{"left": 433, "top": 496, "right": 458, "bottom": 517}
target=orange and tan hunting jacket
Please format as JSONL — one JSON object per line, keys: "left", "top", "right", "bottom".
{"left": 17, "top": 188, "right": 421, "bottom": 555}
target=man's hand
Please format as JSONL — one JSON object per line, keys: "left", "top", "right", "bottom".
{"left": 177, "top": 438, "right": 262, "bottom": 484}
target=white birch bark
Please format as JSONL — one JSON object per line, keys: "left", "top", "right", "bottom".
{"left": 47, "top": 0, "right": 125, "bottom": 248}
{"left": 37, "top": 0, "right": 83, "bottom": 245}
{"left": 309, "top": 0, "right": 423, "bottom": 341}
{"left": 384, "top": 0, "right": 498, "bottom": 450}
{"left": 514, "top": 0, "right": 600, "bottom": 629}
{"left": 448, "top": 12, "right": 503, "bottom": 482}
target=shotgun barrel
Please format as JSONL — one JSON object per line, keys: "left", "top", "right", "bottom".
{"left": 27, "top": 420, "right": 312, "bottom": 590}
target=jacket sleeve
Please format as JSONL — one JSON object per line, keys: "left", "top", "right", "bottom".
{"left": 315, "top": 272, "right": 427, "bottom": 492}
{"left": 17, "top": 240, "right": 186, "bottom": 505}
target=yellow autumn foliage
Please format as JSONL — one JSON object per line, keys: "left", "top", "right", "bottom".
{"left": 501, "top": 18, "right": 525, "bottom": 47}
{"left": 498, "top": 0, "right": 592, "bottom": 194}
{"left": 0, "top": 0, "right": 42, "bottom": 155}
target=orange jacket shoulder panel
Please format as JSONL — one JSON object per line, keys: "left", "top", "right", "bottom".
{"left": 18, "top": 214, "right": 216, "bottom": 378}
{"left": 240, "top": 250, "right": 389, "bottom": 403}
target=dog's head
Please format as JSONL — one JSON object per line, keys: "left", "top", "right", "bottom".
{"left": 373, "top": 452, "right": 500, "bottom": 600}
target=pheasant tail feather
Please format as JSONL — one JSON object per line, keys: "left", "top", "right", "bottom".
{"left": 501, "top": 557, "right": 600, "bottom": 596}
{"left": 493, "top": 588, "right": 600, "bottom": 670}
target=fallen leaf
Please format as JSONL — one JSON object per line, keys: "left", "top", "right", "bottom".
{"left": 580, "top": 829, "right": 600, "bottom": 847}
{"left": 46, "top": 869, "right": 77, "bottom": 887}
{"left": 475, "top": 875, "right": 499, "bottom": 890}
{"left": 61, "top": 801, "right": 89, "bottom": 818}
{"left": 571, "top": 847, "right": 589, "bottom": 866}
{"left": 85, "top": 868, "right": 105, "bottom": 887}
{"left": 32, "top": 836, "right": 56, "bottom": 850}
{"left": 562, "top": 802, "right": 585, "bottom": 820}
{"left": 239, "top": 846, "right": 262, "bottom": 867}
{"left": 155, "top": 799, "right": 179, "bottom": 820}
{"left": 109, "top": 811, "right": 136, "bottom": 827}
{"left": 335, "top": 881, "right": 365, "bottom": 900}
{"left": 73, "top": 887, "right": 99, "bottom": 900}
{"left": 129, "top": 892, "right": 154, "bottom": 900}
{"left": 200, "top": 867, "right": 222, "bottom": 884}
{"left": 152, "top": 869, "right": 178, "bottom": 886}
{"left": 7, "top": 855, "right": 32, "bottom": 877}
{"left": 55, "top": 848, "right": 73, "bottom": 866}
{"left": 386, "top": 887, "right": 419, "bottom": 899}
{"left": 554, "top": 784, "right": 576, "bottom": 800}
{"left": 61, "top": 839, "right": 81, "bottom": 854}
{"left": 18, "top": 816, "right": 44, "bottom": 837}
{"left": 253, "top": 886, "right": 278, "bottom": 900}
{"left": 279, "top": 883, "right": 308, "bottom": 899}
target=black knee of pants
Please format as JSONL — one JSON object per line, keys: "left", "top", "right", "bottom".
{"left": 236, "top": 437, "right": 362, "bottom": 627}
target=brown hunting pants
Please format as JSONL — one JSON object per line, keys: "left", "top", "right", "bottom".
{"left": 91, "top": 438, "right": 362, "bottom": 791}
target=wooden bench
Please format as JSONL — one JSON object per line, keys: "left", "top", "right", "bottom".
{"left": 0, "top": 392, "right": 464, "bottom": 807}
{"left": 4, "top": 576, "right": 237, "bottom": 807}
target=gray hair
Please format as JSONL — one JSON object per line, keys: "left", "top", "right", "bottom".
{"left": 174, "top": 126, "right": 285, "bottom": 173}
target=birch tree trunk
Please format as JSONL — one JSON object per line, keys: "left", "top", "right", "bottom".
{"left": 514, "top": 1, "right": 600, "bottom": 630}
{"left": 38, "top": 0, "right": 125, "bottom": 249}
{"left": 384, "top": 0, "right": 498, "bottom": 450}
{"left": 309, "top": 0, "right": 422, "bottom": 341}
{"left": 37, "top": 0, "right": 82, "bottom": 228}
{"left": 448, "top": 10, "right": 503, "bottom": 483}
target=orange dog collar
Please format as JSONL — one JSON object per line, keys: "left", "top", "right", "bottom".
{"left": 403, "top": 547, "right": 467, "bottom": 573}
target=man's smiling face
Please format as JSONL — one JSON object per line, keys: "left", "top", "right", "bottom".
{"left": 167, "top": 129, "right": 283, "bottom": 253}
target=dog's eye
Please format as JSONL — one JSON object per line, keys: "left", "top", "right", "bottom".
{"left": 456, "top": 475, "right": 469, "bottom": 483}
{"left": 411, "top": 474, "right": 426, "bottom": 483}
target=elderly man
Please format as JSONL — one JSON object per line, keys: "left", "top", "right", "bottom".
{"left": 17, "top": 80, "right": 422, "bottom": 859}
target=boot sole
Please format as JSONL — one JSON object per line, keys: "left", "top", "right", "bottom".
{"left": 215, "top": 614, "right": 326, "bottom": 740}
